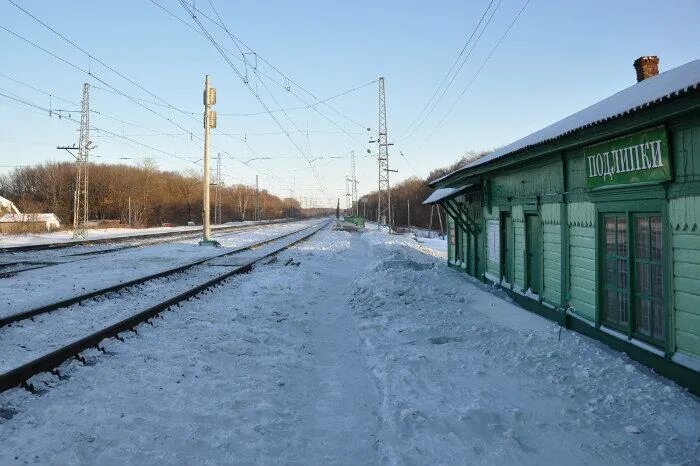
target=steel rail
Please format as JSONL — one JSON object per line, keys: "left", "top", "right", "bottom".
{"left": 0, "top": 220, "right": 329, "bottom": 393}
{"left": 0, "top": 218, "right": 293, "bottom": 253}
{"left": 0, "top": 221, "right": 290, "bottom": 278}
{"left": 0, "top": 221, "right": 320, "bottom": 327}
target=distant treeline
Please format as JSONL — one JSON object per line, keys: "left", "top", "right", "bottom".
{"left": 357, "top": 150, "right": 491, "bottom": 231}
{"left": 0, "top": 160, "right": 305, "bottom": 227}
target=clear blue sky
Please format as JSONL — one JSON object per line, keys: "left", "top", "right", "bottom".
{"left": 1, "top": 0, "right": 698, "bottom": 206}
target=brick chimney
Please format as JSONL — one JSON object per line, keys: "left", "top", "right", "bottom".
{"left": 633, "top": 56, "right": 660, "bottom": 82}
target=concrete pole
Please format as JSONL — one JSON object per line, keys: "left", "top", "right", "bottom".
{"left": 200, "top": 75, "right": 217, "bottom": 246}
{"left": 203, "top": 76, "right": 212, "bottom": 241}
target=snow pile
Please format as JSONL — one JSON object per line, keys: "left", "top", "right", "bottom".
{"left": 364, "top": 229, "right": 447, "bottom": 260}
{"left": 348, "top": 232, "right": 700, "bottom": 465}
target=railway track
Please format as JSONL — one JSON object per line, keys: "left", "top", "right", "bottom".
{"left": 0, "top": 221, "right": 319, "bottom": 326}
{"left": 0, "top": 220, "right": 293, "bottom": 278}
{"left": 0, "top": 219, "right": 329, "bottom": 393}
{"left": 0, "top": 218, "right": 292, "bottom": 254}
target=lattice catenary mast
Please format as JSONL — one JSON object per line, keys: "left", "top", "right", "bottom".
{"left": 74, "top": 83, "right": 91, "bottom": 238}
{"left": 57, "top": 83, "right": 91, "bottom": 239}
{"left": 350, "top": 150, "right": 358, "bottom": 216}
{"left": 377, "top": 77, "right": 392, "bottom": 230}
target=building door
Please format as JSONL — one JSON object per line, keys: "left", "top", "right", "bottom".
{"left": 525, "top": 214, "right": 542, "bottom": 294}
{"left": 501, "top": 212, "right": 513, "bottom": 283}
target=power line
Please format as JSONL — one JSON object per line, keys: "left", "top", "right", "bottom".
{"left": 0, "top": 73, "right": 204, "bottom": 143}
{"left": 401, "top": 0, "right": 496, "bottom": 139}
{"left": 217, "top": 79, "right": 378, "bottom": 116}
{"left": 2, "top": 2, "right": 252, "bottom": 154}
{"left": 5, "top": 0, "right": 198, "bottom": 121}
{"left": 187, "top": 1, "right": 371, "bottom": 129}
{"left": 0, "top": 85, "right": 335, "bottom": 200}
{"left": 0, "top": 91, "right": 200, "bottom": 166}
{"left": 151, "top": 0, "right": 372, "bottom": 155}
{"left": 401, "top": 0, "right": 502, "bottom": 141}
{"left": 421, "top": 0, "right": 531, "bottom": 146}
{"left": 177, "top": 0, "right": 329, "bottom": 199}
{"left": 0, "top": 23, "right": 205, "bottom": 145}
{"left": 198, "top": 0, "right": 373, "bottom": 151}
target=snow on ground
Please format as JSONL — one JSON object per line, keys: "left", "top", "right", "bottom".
{"left": 0, "top": 222, "right": 315, "bottom": 373}
{"left": 0, "top": 228, "right": 698, "bottom": 465}
{"left": 412, "top": 235, "right": 447, "bottom": 259}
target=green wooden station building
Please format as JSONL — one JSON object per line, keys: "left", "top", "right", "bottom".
{"left": 424, "top": 57, "right": 700, "bottom": 393}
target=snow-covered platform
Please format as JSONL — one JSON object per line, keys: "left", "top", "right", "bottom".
{"left": 0, "top": 228, "right": 698, "bottom": 465}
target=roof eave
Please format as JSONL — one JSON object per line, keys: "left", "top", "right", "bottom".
{"left": 431, "top": 85, "right": 700, "bottom": 188}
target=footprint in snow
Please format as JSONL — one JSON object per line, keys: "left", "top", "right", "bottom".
{"left": 429, "top": 336, "right": 462, "bottom": 345}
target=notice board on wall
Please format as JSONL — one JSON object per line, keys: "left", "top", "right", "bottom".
{"left": 487, "top": 220, "right": 500, "bottom": 263}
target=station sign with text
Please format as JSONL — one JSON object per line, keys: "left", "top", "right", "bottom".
{"left": 584, "top": 127, "right": 671, "bottom": 189}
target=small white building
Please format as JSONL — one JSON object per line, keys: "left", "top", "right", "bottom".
{"left": 0, "top": 213, "right": 61, "bottom": 233}
{"left": 0, "top": 195, "right": 20, "bottom": 215}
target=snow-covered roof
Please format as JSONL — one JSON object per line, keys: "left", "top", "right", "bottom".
{"left": 432, "top": 59, "right": 700, "bottom": 185}
{"left": 423, "top": 184, "right": 472, "bottom": 205}
{"left": 0, "top": 195, "right": 20, "bottom": 214}
{"left": 0, "top": 213, "right": 60, "bottom": 223}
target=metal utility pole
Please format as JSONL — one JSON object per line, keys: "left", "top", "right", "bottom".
{"left": 345, "top": 176, "right": 352, "bottom": 213}
{"left": 58, "top": 82, "right": 91, "bottom": 239}
{"left": 200, "top": 75, "right": 218, "bottom": 246}
{"left": 350, "top": 150, "right": 358, "bottom": 216}
{"left": 214, "top": 152, "right": 223, "bottom": 225}
{"left": 376, "top": 77, "right": 393, "bottom": 231}
{"left": 255, "top": 174, "right": 260, "bottom": 221}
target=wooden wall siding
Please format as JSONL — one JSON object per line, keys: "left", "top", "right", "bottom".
{"left": 672, "top": 229, "right": 700, "bottom": 358}
{"left": 541, "top": 203, "right": 561, "bottom": 225}
{"left": 464, "top": 193, "right": 484, "bottom": 221}
{"left": 483, "top": 206, "right": 499, "bottom": 220}
{"left": 491, "top": 160, "right": 564, "bottom": 202}
{"left": 542, "top": 205, "right": 562, "bottom": 305}
{"left": 565, "top": 151, "right": 587, "bottom": 193}
{"left": 669, "top": 196, "right": 700, "bottom": 231}
{"left": 568, "top": 202, "right": 596, "bottom": 321}
{"left": 512, "top": 205, "right": 525, "bottom": 223}
{"left": 669, "top": 194, "right": 700, "bottom": 357}
{"left": 671, "top": 123, "right": 700, "bottom": 182}
{"left": 567, "top": 202, "right": 596, "bottom": 227}
{"left": 510, "top": 205, "right": 526, "bottom": 289}
{"left": 567, "top": 201, "right": 596, "bottom": 321}
{"left": 514, "top": 221, "right": 526, "bottom": 289}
